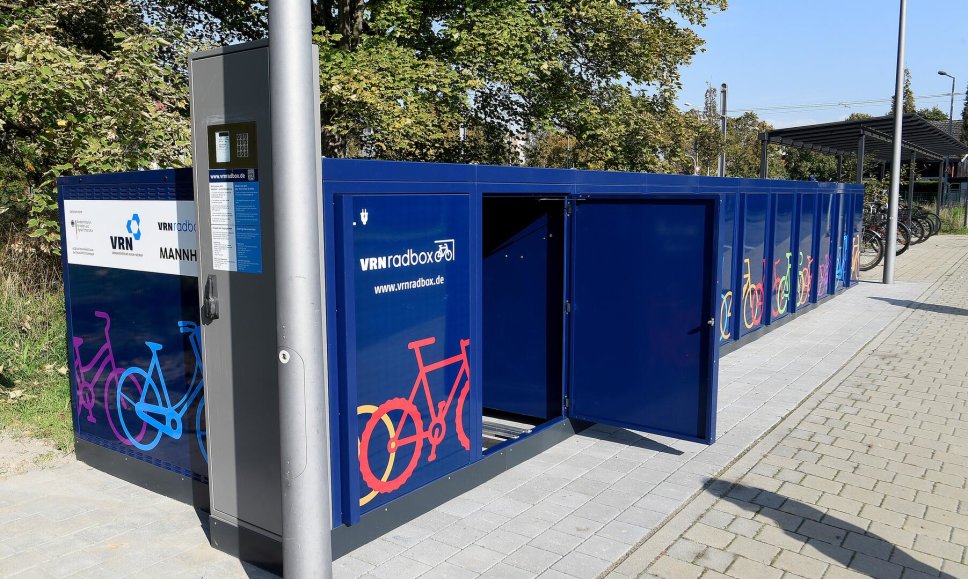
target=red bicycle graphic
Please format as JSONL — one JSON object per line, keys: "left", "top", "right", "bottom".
{"left": 358, "top": 337, "right": 471, "bottom": 502}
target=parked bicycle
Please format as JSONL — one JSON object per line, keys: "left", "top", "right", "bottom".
{"left": 114, "top": 321, "right": 206, "bottom": 460}
{"left": 358, "top": 337, "right": 471, "bottom": 498}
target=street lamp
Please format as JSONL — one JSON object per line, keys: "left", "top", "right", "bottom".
{"left": 684, "top": 102, "right": 700, "bottom": 174}
{"left": 938, "top": 70, "right": 955, "bottom": 213}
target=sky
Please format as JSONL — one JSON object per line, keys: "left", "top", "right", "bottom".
{"left": 677, "top": 0, "right": 968, "bottom": 129}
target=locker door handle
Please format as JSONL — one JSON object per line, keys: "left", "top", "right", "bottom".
{"left": 203, "top": 274, "right": 219, "bottom": 321}
{"left": 707, "top": 317, "right": 715, "bottom": 327}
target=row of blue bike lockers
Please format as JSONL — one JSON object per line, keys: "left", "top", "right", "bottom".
{"left": 58, "top": 160, "right": 863, "bottom": 549}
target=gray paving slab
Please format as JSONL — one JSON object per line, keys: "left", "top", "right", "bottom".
{"left": 4, "top": 238, "right": 963, "bottom": 578}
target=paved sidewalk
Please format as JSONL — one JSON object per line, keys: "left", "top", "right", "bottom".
{"left": 1, "top": 236, "right": 964, "bottom": 578}
{"left": 610, "top": 235, "right": 968, "bottom": 578}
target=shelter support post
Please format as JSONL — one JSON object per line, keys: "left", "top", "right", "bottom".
{"left": 856, "top": 134, "right": 866, "bottom": 184}
{"left": 836, "top": 155, "right": 843, "bottom": 181}
{"left": 879, "top": 162, "right": 886, "bottom": 180}
{"left": 937, "top": 161, "right": 944, "bottom": 215}
{"left": 759, "top": 138, "right": 769, "bottom": 178}
{"left": 907, "top": 152, "right": 916, "bottom": 231}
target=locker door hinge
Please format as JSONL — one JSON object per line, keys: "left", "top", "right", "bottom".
{"left": 564, "top": 396, "right": 569, "bottom": 410}
{"left": 565, "top": 200, "right": 573, "bottom": 217}
{"left": 564, "top": 300, "right": 572, "bottom": 314}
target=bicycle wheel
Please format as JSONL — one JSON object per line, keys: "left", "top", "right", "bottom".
{"left": 115, "top": 367, "right": 163, "bottom": 451}
{"left": 908, "top": 219, "right": 926, "bottom": 245}
{"left": 860, "top": 231, "right": 883, "bottom": 271}
{"left": 196, "top": 396, "right": 208, "bottom": 464}
{"left": 454, "top": 380, "right": 471, "bottom": 452}
{"left": 359, "top": 397, "right": 423, "bottom": 495}
{"left": 925, "top": 212, "right": 941, "bottom": 236}
{"left": 103, "top": 368, "right": 146, "bottom": 446}
{"left": 719, "top": 292, "right": 733, "bottom": 340}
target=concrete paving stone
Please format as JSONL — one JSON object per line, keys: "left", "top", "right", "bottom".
{"left": 527, "top": 528, "right": 585, "bottom": 557}
{"left": 576, "top": 534, "right": 630, "bottom": 561}
{"left": 683, "top": 523, "right": 735, "bottom": 550}
{"left": 841, "top": 531, "right": 894, "bottom": 561}
{"left": 699, "top": 509, "right": 735, "bottom": 531}
{"left": 649, "top": 554, "right": 705, "bottom": 579}
{"left": 891, "top": 548, "right": 944, "bottom": 575}
{"left": 460, "top": 510, "right": 511, "bottom": 534}
{"left": 725, "top": 555, "right": 783, "bottom": 579}
{"left": 772, "top": 549, "right": 828, "bottom": 578}
{"left": 332, "top": 555, "right": 375, "bottom": 579}
{"left": 726, "top": 514, "right": 764, "bottom": 539}
{"left": 347, "top": 537, "right": 408, "bottom": 567}
{"left": 501, "top": 512, "right": 555, "bottom": 539}
{"left": 612, "top": 506, "right": 668, "bottom": 529}
{"left": 754, "top": 525, "right": 807, "bottom": 552}
{"left": 858, "top": 504, "right": 907, "bottom": 529}
{"left": 417, "top": 561, "right": 478, "bottom": 579}
{"left": 403, "top": 538, "right": 461, "bottom": 567}
{"left": 550, "top": 550, "right": 611, "bottom": 578}
{"left": 445, "top": 544, "right": 505, "bottom": 574}
{"left": 366, "top": 555, "right": 433, "bottom": 579}
{"left": 478, "top": 561, "right": 537, "bottom": 579}
{"left": 911, "top": 533, "right": 964, "bottom": 563}
{"left": 502, "top": 544, "right": 561, "bottom": 574}
{"left": 382, "top": 522, "right": 434, "bottom": 548}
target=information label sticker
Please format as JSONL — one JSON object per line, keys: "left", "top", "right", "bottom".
{"left": 63, "top": 199, "right": 199, "bottom": 276}
{"left": 209, "top": 169, "right": 263, "bottom": 273}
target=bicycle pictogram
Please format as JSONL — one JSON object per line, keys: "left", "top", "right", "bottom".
{"left": 817, "top": 253, "right": 831, "bottom": 297}
{"left": 433, "top": 239, "right": 455, "bottom": 262}
{"left": 358, "top": 337, "right": 471, "bottom": 504}
{"left": 796, "top": 252, "right": 813, "bottom": 308}
{"left": 113, "top": 321, "right": 207, "bottom": 461}
{"left": 719, "top": 290, "right": 733, "bottom": 341}
{"left": 71, "top": 312, "right": 144, "bottom": 445}
{"left": 851, "top": 233, "right": 861, "bottom": 280}
{"left": 835, "top": 233, "right": 848, "bottom": 282}
{"left": 772, "top": 252, "right": 793, "bottom": 317}
{"left": 741, "top": 258, "right": 765, "bottom": 330}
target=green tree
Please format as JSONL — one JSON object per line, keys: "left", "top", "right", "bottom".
{"left": 0, "top": 0, "right": 192, "bottom": 253}
{"left": 137, "top": 0, "right": 727, "bottom": 163}
{"left": 889, "top": 68, "right": 916, "bottom": 114}
{"left": 917, "top": 106, "right": 948, "bottom": 122}
{"left": 962, "top": 81, "right": 968, "bottom": 144}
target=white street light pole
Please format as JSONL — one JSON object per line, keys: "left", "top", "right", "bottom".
{"left": 883, "top": 0, "right": 907, "bottom": 284}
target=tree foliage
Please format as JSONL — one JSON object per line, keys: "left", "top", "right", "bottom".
{"left": 2, "top": 0, "right": 738, "bottom": 252}
{"left": 917, "top": 106, "right": 948, "bottom": 122}
{"left": 889, "top": 67, "right": 916, "bottom": 114}
{"left": 0, "top": 0, "right": 192, "bottom": 253}
{"left": 962, "top": 81, "right": 968, "bottom": 145}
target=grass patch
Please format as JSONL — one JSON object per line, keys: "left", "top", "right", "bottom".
{"left": 0, "top": 234, "right": 73, "bottom": 451}
{"left": 941, "top": 206, "right": 968, "bottom": 235}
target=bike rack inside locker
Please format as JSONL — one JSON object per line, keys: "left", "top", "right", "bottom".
{"left": 481, "top": 195, "right": 567, "bottom": 447}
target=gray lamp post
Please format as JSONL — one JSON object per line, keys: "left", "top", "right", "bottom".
{"left": 938, "top": 70, "right": 955, "bottom": 214}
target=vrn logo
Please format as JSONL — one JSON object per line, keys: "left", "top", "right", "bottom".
{"left": 110, "top": 213, "right": 140, "bottom": 251}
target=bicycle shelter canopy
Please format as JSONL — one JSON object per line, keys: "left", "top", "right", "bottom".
{"left": 758, "top": 113, "right": 968, "bottom": 179}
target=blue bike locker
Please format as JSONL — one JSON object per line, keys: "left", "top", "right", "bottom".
{"left": 58, "top": 169, "right": 208, "bottom": 504}
{"left": 59, "top": 161, "right": 862, "bottom": 564}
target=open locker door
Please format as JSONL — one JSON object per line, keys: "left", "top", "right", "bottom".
{"left": 568, "top": 198, "right": 719, "bottom": 443}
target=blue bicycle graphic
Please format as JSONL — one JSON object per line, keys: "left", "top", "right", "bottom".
{"left": 835, "top": 233, "right": 848, "bottom": 282}
{"left": 115, "top": 321, "right": 207, "bottom": 462}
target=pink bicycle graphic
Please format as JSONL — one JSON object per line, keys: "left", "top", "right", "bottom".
{"left": 71, "top": 311, "right": 145, "bottom": 445}
{"left": 358, "top": 337, "right": 471, "bottom": 501}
